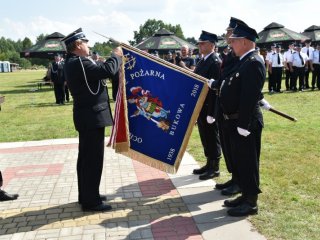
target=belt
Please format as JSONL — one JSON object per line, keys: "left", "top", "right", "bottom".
{"left": 223, "top": 113, "right": 239, "bottom": 120}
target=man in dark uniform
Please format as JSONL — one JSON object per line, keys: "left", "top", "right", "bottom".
{"left": 62, "top": 28, "right": 122, "bottom": 212}
{"left": 208, "top": 22, "right": 265, "bottom": 217}
{"left": 214, "top": 17, "right": 246, "bottom": 196}
{"left": 0, "top": 171, "right": 19, "bottom": 201}
{"left": 51, "top": 53, "right": 66, "bottom": 104}
{"left": 192, "top": 31, "right": 222, "bottom": 180}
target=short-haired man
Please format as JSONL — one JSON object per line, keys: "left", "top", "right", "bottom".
{"left": 288, "top": 44, "right": 308, "bottom": 91}
{"left": 269, "top": 45, "right": 284, "bottom": 92}
{"left": 192, "top": 31, "right": 222, "bottom": 180}
{"left": 176, "top": 45, "right": 196, "bottom": 71}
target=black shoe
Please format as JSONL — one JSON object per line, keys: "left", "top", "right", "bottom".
{"left": 224, "top": 196, "right": 244, "bottom": 207}
{"left": 193, "top": 165, "right": 209, "bottom": 175}
{"left": 199, "top": 170, "right": 220, "bottom": 180}
{"left": 82, "top": 203, "right": 112, "bottom": 212}
{"left": 0, "top": 190, "right": 19, "bottom": 201}
{"left": 215, "top": 179, "right": 233, "bottom": 190}
{"left": 221, "top": 184, "right": 241, "bottom": 196}
{"left": 227, "top": 202, "right": 258, "bottom": 217}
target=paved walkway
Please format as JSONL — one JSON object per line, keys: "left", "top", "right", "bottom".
{"left": 0, "top": 138, "right": 266, "bottom": 240}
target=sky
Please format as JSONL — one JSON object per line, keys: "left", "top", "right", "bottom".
{"left": 0, "top": 0, "right": 318, "bottom": 47}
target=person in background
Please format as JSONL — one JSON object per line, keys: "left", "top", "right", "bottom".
{"left": 214, "top": 46, "right": 222, "bottom": 65}
{"left": 288, "top": 43, "right": 308, "bottom": 91}
{"left": 255, "top": 47, "right": 265, "bottom": 64}
{"left": 176, "top": 45, "right": 196, "bottom": 71}
{"left": 91, "top": 51, "right": 101, "bottom": 62}
{"left": 0, "top": 171, "right": 19, "bottom": 201}
{"left": 301, "top": 40, "right": 314, "bottom": 89}
{"left": 269, "top": 45, "right": 284, "bottom": 93}
{"left": 220, "top": 46, "right": 230, "bottom": 63}
{"left": 51, "top": 53, "right": 66, "bottom": 104}
{"left": 166, "top": 51, "right": 175, "bottom": 64}
{"left": 310, "top": 43, "right": 320, "bottom": 90}
{"left": 265, "top": 44, "right": 276, "bottom": 93}
{"left": 62, "top": 28, "right": 122, "bottom": 212}
{"left": 283, "top": 42, "right": 295, "bottom": 91}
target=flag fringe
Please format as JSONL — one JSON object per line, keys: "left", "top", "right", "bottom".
{"left": 124, "top": 149, "right": 178, "bottom": 174}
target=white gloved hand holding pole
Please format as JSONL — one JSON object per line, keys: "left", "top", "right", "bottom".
{"left": 259, "top": 98, "right": 272, "bottom": 111}
{"left": 207, "top": 78, "right": 215, "bottom": 89}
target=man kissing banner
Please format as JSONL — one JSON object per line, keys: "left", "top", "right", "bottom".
{"left": 109, "top": 44, "right": 208, "bottom": 173}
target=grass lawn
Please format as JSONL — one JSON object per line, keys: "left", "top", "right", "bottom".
{"left": 0, "top": 70, "right": 319, "bottom": 240}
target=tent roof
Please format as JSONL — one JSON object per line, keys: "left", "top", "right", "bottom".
{"left": 263, "top": 22, "right": 285, "bottom": 30}
{"left": 154, "top": 29, "right": 174, "bottom": 36}
{"left": 135, "top": 28, "right": 196, "bottom": 52}
{"left": 20, "top": 32, "right": 66, "bottom": 59}
{"left": 304, "top": 25, "right": 320, "bottom": 32}
{"left": 257, "top": 22, "right": 309, "bottom": 46}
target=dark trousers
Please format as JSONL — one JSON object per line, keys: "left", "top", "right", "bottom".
{"left": 304, "top": 66, "right": 311, "bottom": 88}
{"left": 217, "top": 112, "right": 232, "bottom": 173}
{"left": 292, "top": 67, "right": 305, "bottom": 90}
{"left": 53, "top": 82, "right": 65, "bottom": 104}
{"left": 312, "top": 64, "right": 320, "bottom": 89}
{"left": 223, "top": 120, "right": 262, "bottom": 196}
{"left": 0, "top": 171, "right": 3, "bottom": 187}
{"left": 65, "top": 85, "right": 70, "bottom": 102}
{"left": 77, "top": 127, "right": 105, "bottom": 207}
{"left": 268, "top": 70, "right": 274, "bottom": 91}
{"left": 197, "top": 107, "right": 221, "bottom": 170}
{"left": 285, "top": 69, "right": 292, "bottom": 90}
{"left": 272, "top": 67, "right": 283, "bottom": 92}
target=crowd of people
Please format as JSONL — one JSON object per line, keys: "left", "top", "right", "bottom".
{"left": 3, "top": 17, "right": 284, "bottom": 218}
{"left": 265, "top": 41, "right": 320, "bottom": 93}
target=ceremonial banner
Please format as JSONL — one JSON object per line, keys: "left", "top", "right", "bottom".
{"left": 110, "top": 44, "right": 208, "bottom": 173}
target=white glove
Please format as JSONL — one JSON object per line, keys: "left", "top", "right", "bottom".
{"left": 237, "top": 127, "right": 251, "bottom": 137}
{"left": 259, "top": 98, "right": 272, "bottom": 110}
{"left": 207, "top": 78, "right": 215, "bottom": 88}
{"left": 206, "top": 116, "right": 215, "bottom": 124}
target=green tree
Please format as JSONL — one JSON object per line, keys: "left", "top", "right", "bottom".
{"left": 22, "top": 37, "right": 33, "bottom": 50}
{"left": 92, "top": 41, "right": 113, "bottom": 57}
{"left": 36, "top": 33, "right": 47, "bottom": 43}
{"left": 186, "top": 37, "right": 197, "bottom": 45}
{"left": 131, "top": 19, "right": 185, "bottom": 46}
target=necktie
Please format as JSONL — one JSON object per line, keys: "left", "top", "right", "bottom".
{"left": 318, "top": 51, "right": 320, "bottom": 63}
{"left": 299, "top": 53, "right": 304, "bottom": 65}
{"left": 307, "top": 48, "right": 309, "bottom": 57}
{"left": 277, "top": 53, "right": 280, "bottom": 65}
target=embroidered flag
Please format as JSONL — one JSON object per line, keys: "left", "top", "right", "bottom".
{"left": 109, "top": 44, "right": 208, "bottom": 173}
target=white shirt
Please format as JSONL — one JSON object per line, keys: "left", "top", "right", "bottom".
{"left": 312, "top": 49, "right": 320, "bottom": 64}
{"left": 283, "top": 49, "right": 294, "bottom": 62}
{"left": 288, "top": 51, "right": 308, "bottom": 67}
{"left": 265, "top": 51, "right": 275, "bottom": 62}
{"left": 301, "top": 46, "right": 314, "bottom": 61}
{"left": 270, "top": 52, "right": 284, "bottom": 67}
